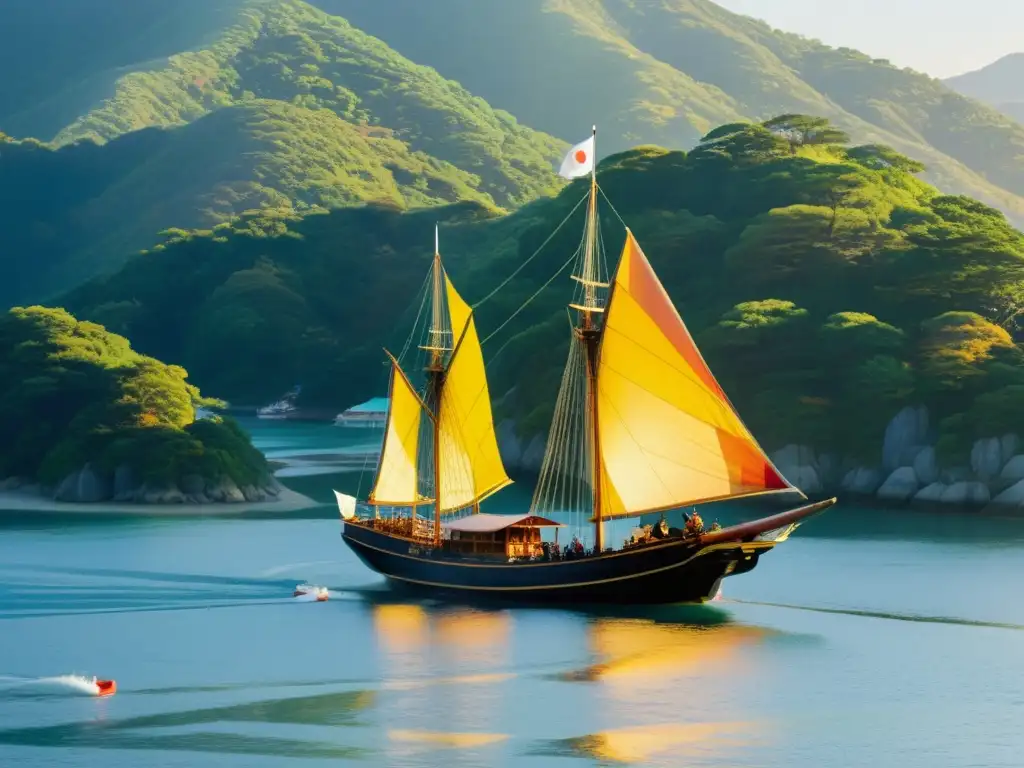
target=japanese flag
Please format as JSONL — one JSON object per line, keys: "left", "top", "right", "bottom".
{"left": 559, "top": 134, "right": 595, "bottom": 179}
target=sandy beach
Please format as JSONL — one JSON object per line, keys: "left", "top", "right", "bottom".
{"left": 0, "top": 486, "right": 322, "bottom": 516}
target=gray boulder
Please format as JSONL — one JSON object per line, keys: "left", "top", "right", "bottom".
{"left": 787, "top": 465, "right": 822, "bottom": 494}
{"left": 877, "top": 467, "right": 919, "bottom": 501}
{"left": 841, "top": 467, "right": 883, "bottom": 495}
{"left": 263, "top": 477, "right": 283, "bottom": 497}
{"left": 940, "top": 481, "right": 990, "bottom": 506}
{"left": 207, "top": 477, "right": 245, "bottom": 503}
{"left": 940, "top": 466, "right": 972, "bottom": 485}
{"left": 992, "top": 480, "right": 1024, "bottom": 507}
{"left": 882, "top": 406, "right": 929, "bottom": 472}
{"left": 139, "top": 484, "right": 186, "bottom": 504}
{"left": 53, "top": 470, "right": 79, "bottom": 501}
{"left": 53, "top": 464, "right": 111, "bottom": 503}
{"left": 912, "top": 447, "right": 939, "bottom": 486}
{"left": 913, "top": 483, "right": 947, "bottom": 503}
{"left": 772, "top": 444, "right": 817, "bottom": 471}
{"left": 971, "top": 438, "right": 1004, "bottom": 482}
{"left": 241, "top": 485, "right": 268, "bottom": 502}
{"left": 1000, "top": 455, "right": 1024, "bottom": 483}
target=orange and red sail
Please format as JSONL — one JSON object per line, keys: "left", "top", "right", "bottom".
{"left": 594, "top": 230, "right": 796, "bottom": 520}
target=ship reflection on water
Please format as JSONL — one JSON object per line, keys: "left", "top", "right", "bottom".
{"left": 367, "top": 596, "right": 771, "bottom": 765}
{"left": 370, "top": 602, "right": 515, "bottom": 764}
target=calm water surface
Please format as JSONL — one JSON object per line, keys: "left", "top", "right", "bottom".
{"left": 1, "top": 419, "right": 1022, "bottom": 767}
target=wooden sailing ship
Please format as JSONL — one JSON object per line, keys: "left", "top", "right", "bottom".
{"left": 337, "top": 128, "right": 835, "bottom": 604}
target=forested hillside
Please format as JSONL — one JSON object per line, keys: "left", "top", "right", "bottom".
{"left": 0, "top": 0, "right": 564, "bottom": 305}
{"left": 4, "top": 0, "right": 1024, "bottom": 309}
{"left": 65, "top": 119, "right": 1024, "bottom": 466}
{"left": 319, "top": 0, "right": 1024, "bottom": 221}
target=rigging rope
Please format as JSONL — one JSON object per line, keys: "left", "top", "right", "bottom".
{"left": 597, "top": 184, "right": 629, "bottom": 232}
{"left": 479, "top": 249, "right": 580, "bottom": 347}
{"left": 471, "top": 190, "right": 590, "bottom": 310}
{"left": 397, "top": 268, "right": 432, "bottom": 367}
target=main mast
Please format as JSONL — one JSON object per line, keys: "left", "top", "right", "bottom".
{"left": 570, "top": 126, "right": 605, "bottom": 553}
{"left": 427, "top": 225, "right": 446, "bottom": 548}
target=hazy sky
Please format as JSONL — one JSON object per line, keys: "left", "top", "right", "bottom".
{"left": 715, "top": 0, "right": 1022, "bottom": 79}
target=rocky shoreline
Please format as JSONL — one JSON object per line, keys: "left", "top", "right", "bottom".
{"left": 496, "top": 408, "right": 1024, "bottom": 511}
{"left": 1, "top": 463, "right": 288, "bottom": 506}
{"left": 766, "top": 405, "right": 1024, "bottom": 510}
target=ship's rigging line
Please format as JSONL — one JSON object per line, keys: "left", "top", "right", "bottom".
{"left": 471, "top": 189, "right": 590, "bottom": 311}
{"left": 358, "top": 185, "right": 599, "bottom": 515}
{"left": 396, "top": 268, "right": 433, "bottom": 369}
{"left": 479, "top": 248, "right": 581, "bottom": 349}
{"left": 481, "top": 193, "right": 593, "bottom": 362}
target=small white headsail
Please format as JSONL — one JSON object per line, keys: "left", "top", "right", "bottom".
{"left": 334, "top": 490, "right": 357, "bottom": 520}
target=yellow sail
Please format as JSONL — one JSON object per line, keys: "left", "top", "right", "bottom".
{"left": 368, "top": 356, "right": 430, "bottom": 506}
{"left": 594, "top": 230, "right": 797, "bottom": 520}
{"left": 436, "top": 273, "right": 512, "bottom": 512}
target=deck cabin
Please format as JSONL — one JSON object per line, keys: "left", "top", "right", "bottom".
{"left": 444, "top": 513, "right": 564, "bottom": 559}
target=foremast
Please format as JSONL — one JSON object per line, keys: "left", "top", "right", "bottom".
{"left": 368, "top": 225, "right": 512, "bottom": 547}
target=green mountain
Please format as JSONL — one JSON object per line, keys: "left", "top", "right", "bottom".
{"left": 6, "top": 0, "right": 1024, "bottom": 310}
{"left": 945, "top": 53, "right": 1024, "bottom": 124}
{"left": 317, "top": 0, "right": 1024, "bottom": 222}
{"left": 0, "top": 0, "right": 249, "bottom": 139}
{"left": 65, "top": 121, "right": 1024, "bottom": 465}
{"left": 0, "top": 102, "right": 506, "bottom": 305}
{"left": 0, "top": 0, "right": 565, "bottom": 305}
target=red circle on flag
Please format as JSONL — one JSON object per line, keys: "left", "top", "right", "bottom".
{"left": 575, "top": 149, "right": 587, "bottom": 164}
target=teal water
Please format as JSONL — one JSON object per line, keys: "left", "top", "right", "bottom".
{"left": 1, "top": 419, "right": 1023, "bottom": 767}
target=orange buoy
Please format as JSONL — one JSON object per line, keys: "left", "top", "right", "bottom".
{"left": 95, "top": 679, "right": 117, "bottom": 697}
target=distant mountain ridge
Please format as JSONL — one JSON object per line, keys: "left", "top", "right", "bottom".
{"left": 945, "top": 53, "right": 1024, "bottom": 124}
{"left": 314, "top": 0, "right": 1024, "bottom": 222}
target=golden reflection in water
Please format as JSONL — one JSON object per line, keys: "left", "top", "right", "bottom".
{"left": 575, "top": 618, "right": 772, "bottom": 757}
{"left": 388, "top": 729, "right": 510, "bottom": 749}
{"left": 372, "top": 603, "right": 429, "bottom": 654}
{"left": 573, "top": 618, "right": 770, "bottom": 684}
{"left": 567, "top": 720, "right": 758, "bottom": 764}
{"left": 372, "top": 603, "right": 513, "bottom": 764}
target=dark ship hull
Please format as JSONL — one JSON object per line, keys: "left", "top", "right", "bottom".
{"left": 342, "top": 498, "right": 835, "bottom": 605}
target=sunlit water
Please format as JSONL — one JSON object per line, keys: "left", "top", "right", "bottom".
{"left": 1, "top": 418, "right": 1022, "bottom": 767}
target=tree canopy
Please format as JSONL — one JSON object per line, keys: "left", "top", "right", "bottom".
{"left": 0, "top": 306, "right": 267, "bottom": 489}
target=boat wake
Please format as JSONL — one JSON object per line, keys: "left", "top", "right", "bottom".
{"left": 0, "top": 674, "right": 102, "bottom": 698}
{"left": 292, "top": 583, "right": 331, "bottom": 602}
{"left": 727, "top": 598, "right": 1024, "bottom": 631}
